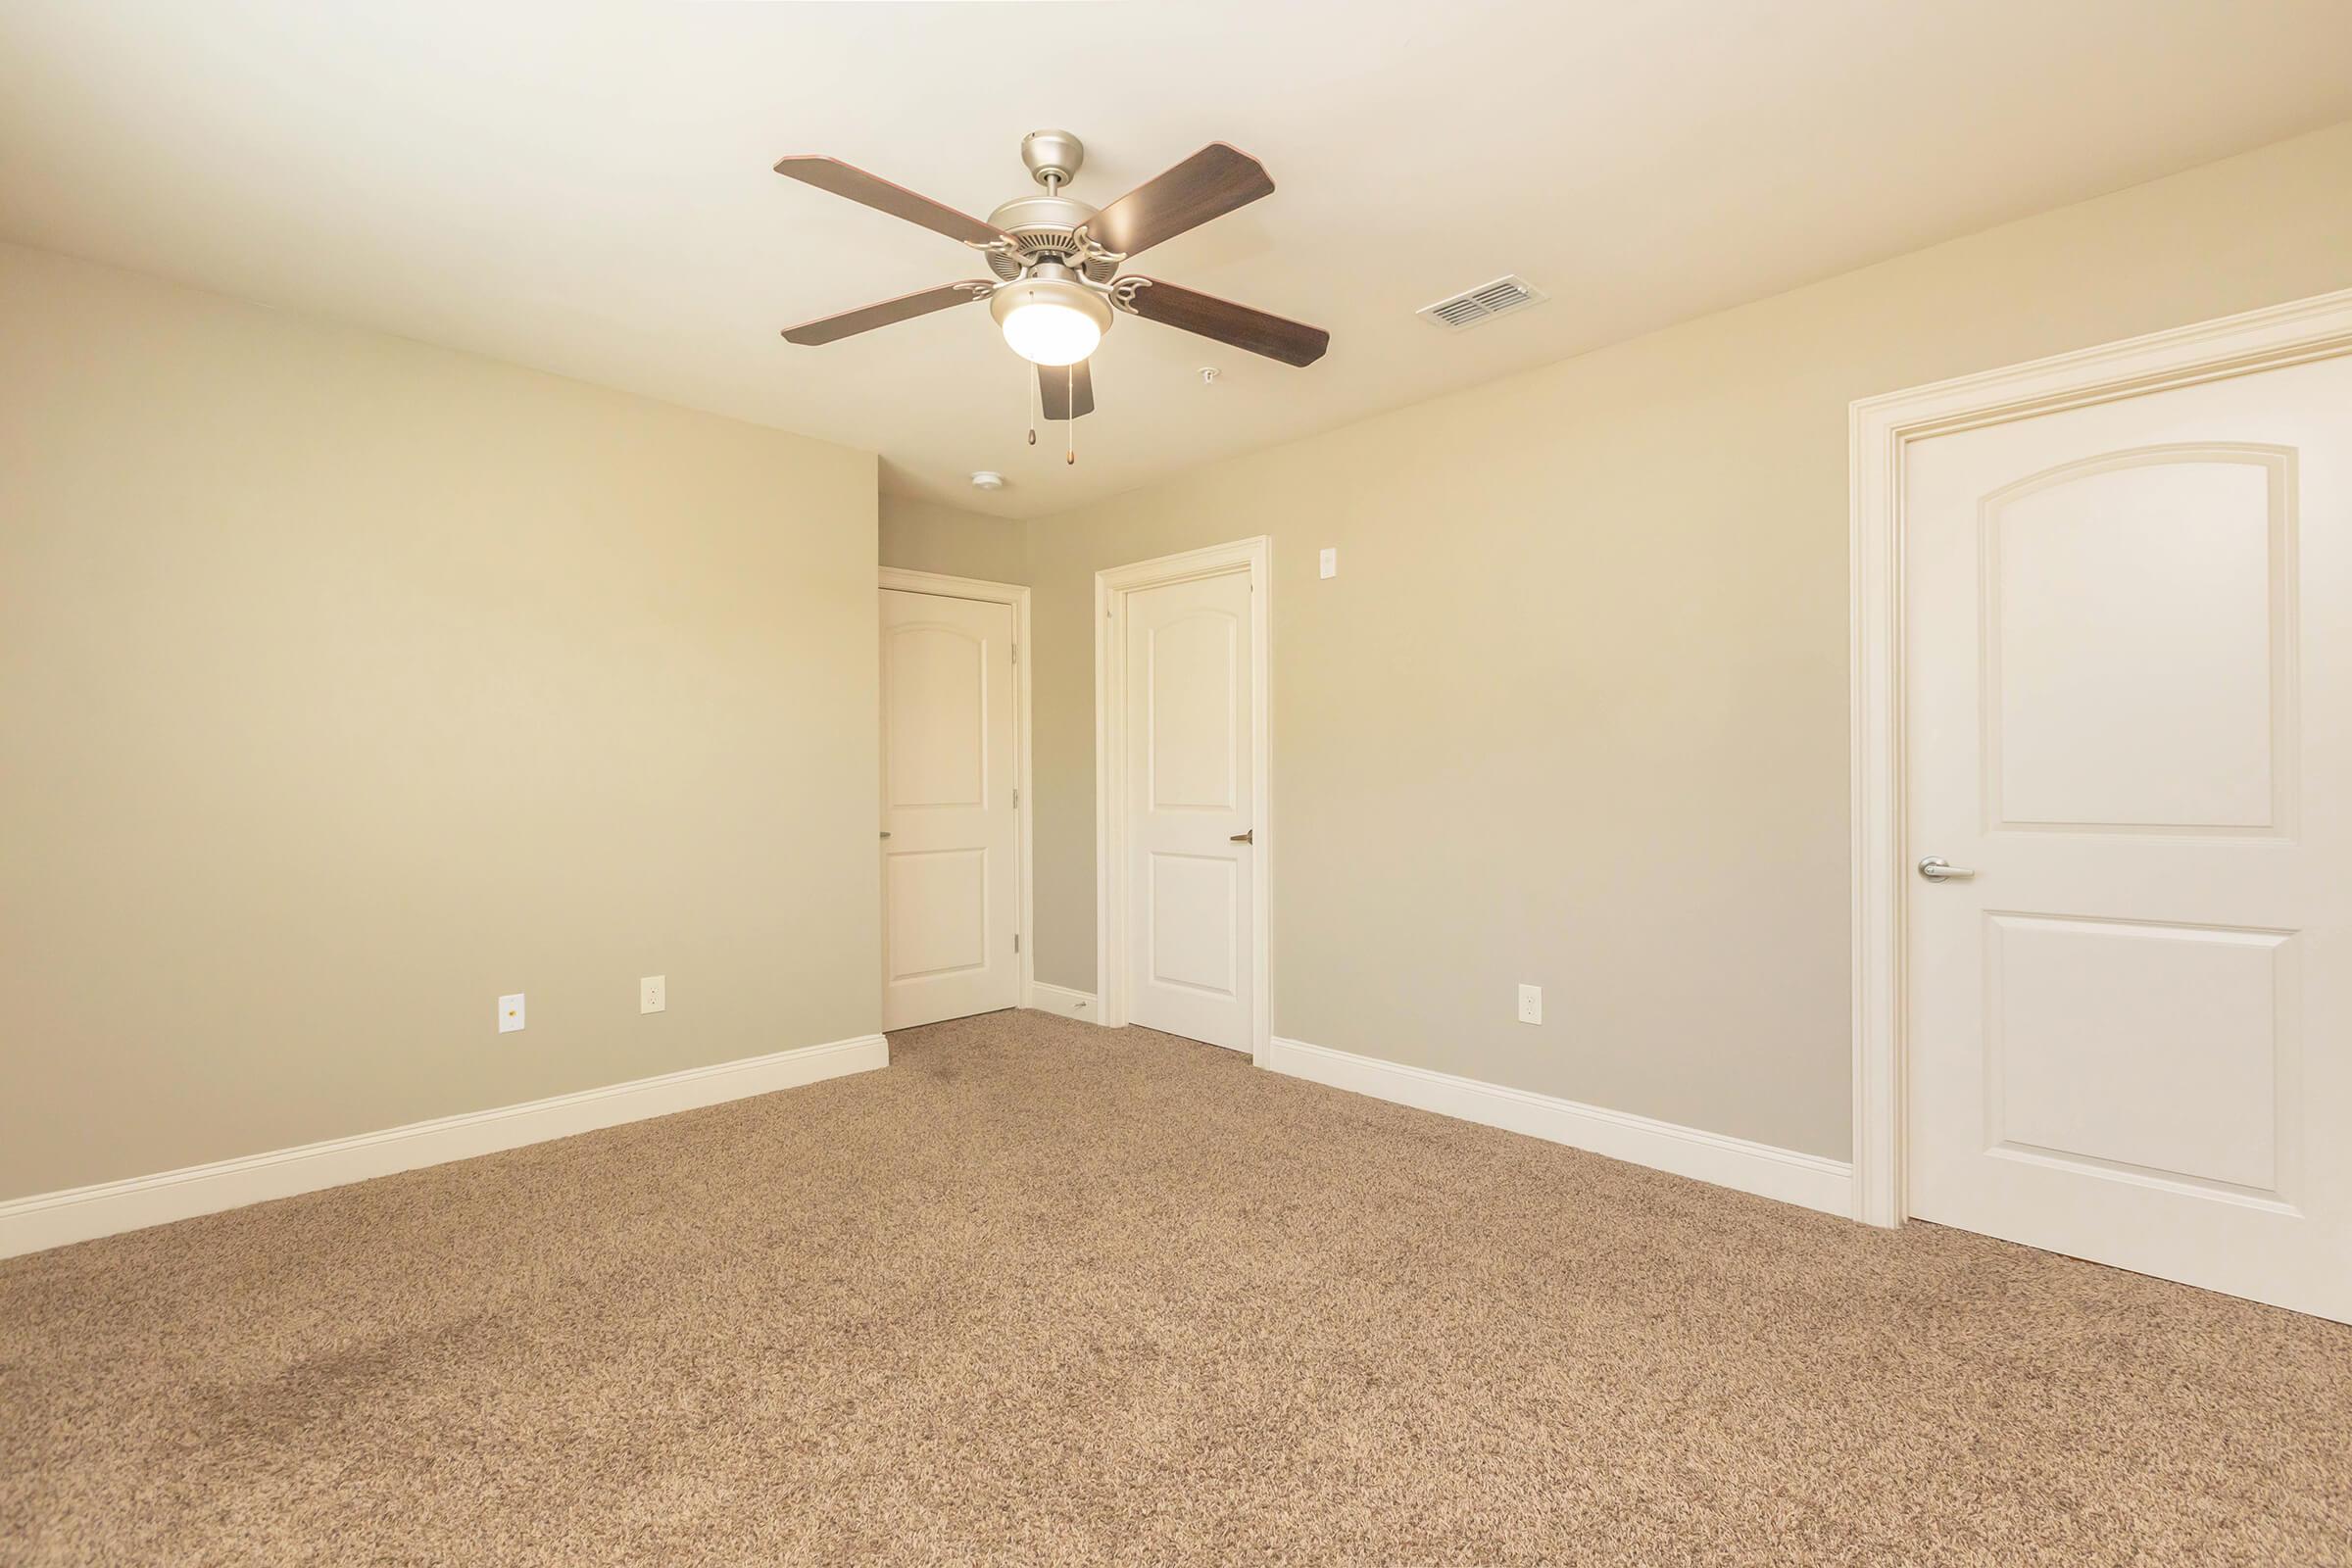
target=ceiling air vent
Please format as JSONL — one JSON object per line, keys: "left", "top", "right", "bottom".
{"left": 1416, "top": 274, "right": 1547, "bottom": 331}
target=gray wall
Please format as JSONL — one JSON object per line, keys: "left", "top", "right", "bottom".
{"left": 880, "top": 496, "right": 1027, "bottom": 585}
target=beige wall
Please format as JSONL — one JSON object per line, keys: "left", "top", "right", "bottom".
{"left": 1011, "top": 122, "right": 2352, "bottom": 1160}
{"left": 0, "top": 242, "right": 881, "bottom": 1199}
{"left": 14, "top": 121, "right": 2351, "bottom": 1200}
{"left": 879, "top": 495, "right": 1028, "bottom": 585}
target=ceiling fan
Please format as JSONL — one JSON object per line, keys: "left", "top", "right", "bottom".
{"left": 772, "top": 130, "right": 1330, "bottom": 441}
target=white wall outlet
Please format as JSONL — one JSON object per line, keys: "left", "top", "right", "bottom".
{"left": 1517, "top": 984, "right": 1543, "bottom": 1025}
{"left": 640, "top": 975, "right": 665, "bottom": 1014}
{"left": 499, "top": 993, "right": 526, "bottom": 1033}
{"left": 1319, "top": 547, "right": 1338, "bottom": 579}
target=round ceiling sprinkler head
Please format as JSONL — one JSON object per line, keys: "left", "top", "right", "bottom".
{"left": 968, "top": 470, "right": 1006, "bottom": 492}
{"left": 1020, "top": 129, "right": 1085, "bottom": 189}
{"left": 990, "top": 270, "right": 1112, "bottom": 367}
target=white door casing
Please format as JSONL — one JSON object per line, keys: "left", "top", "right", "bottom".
{"left": 1096, "top": 537, "right": 1272, "bottom": 1061}
{"left": 879, "top": 584, "right": 1022, "bottom": 1031}
{"left": 1852, "top": 290, "right": 2352, "bottom": 1323}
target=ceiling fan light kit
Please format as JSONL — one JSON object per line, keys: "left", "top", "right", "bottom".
{"left": 991, "top": 266, "right": 1110, "bottom": 367}
{"left": 772, "top": 128, "right": 1330, "bottom": 458}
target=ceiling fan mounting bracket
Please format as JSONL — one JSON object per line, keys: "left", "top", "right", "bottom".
{"left": 1020, "top": 129, "right": 1085, "bottom": 190}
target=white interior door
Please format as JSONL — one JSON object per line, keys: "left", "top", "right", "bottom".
{"left": 1123, "top": 570, "right": 1253, "bottom": 1050}
{"left": 880, "top": 588, "right": 1019, "bottom": 1031}
{"left": 1905, "top": 352, "right": 2351, "bottom": 1322}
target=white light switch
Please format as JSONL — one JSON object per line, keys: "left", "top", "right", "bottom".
{"left": 1517, "top": 984, "right": 1543, "bottom": 1025}
{"left": 499, "top": 993, "right": 526, "bottom": 1033}
{"left": 640, "top": 975, "right": 666, "bottom": 1014}
{"left": 1319, "top": 547, "right": 1338, "bottom": 578}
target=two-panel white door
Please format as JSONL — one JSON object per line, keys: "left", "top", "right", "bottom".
{"left": 1906, "top": 352, "right": 2351, "bottom": 1322}
{"left": 1124, "top": 571, "right": 1253, "bottom": 1051}
{"left": 879, "top": 588, "right": 1019, "bottom": 1031}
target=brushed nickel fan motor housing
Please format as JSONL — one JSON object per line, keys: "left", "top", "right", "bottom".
{"left": 984, "top": 190, "right": 1117, "bottom": 283}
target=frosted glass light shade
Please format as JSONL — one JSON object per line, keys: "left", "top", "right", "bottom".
{"left": 989, "top": 277, "right": 1111, "bottom": 368}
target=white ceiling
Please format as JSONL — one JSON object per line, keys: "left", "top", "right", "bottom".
{"left": 4, "top": 1, "right": 2348, "bottom": 519}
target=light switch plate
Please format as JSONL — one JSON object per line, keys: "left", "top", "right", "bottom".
{"left": 640, "top": 975, "right": 665, "bottom": 1014}
{"left": 1319, "top": 547, "right": 1338, "bottom": 579}
{"left": 499, "top": 993, "right": 526, "bottom": 1033}
{"left": 1517, "top": 984, "right": 1543, "bottom": 1025}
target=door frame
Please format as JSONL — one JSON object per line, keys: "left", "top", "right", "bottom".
{"left": 1848, "top": 286, "right": 2352, "bottom": 1228}
{"left": 878, "top": 566, "right": 1035, "bottom": 1010}
{"left": 1094, "top": 535, "right": 1273, "bottom": 1063}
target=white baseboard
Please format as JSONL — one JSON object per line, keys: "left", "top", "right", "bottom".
{"left": 0, "top": 1032, "right": 889, "bottom": 1259}
{"left": 1022, "top": 982, "right": 1102, "bottom": 1023}
{"left": 1265, "top": 1036, "right": 1852, "bottom": 1216}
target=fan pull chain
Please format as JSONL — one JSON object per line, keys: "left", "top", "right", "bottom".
{"left": 1065, "top": 366, "right": 1076, "bottom": 466}
{"left": 1026, "top": 365, "right": 1038, "bottom": 447}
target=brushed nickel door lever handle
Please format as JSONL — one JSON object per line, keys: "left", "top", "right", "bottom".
{"left": 1230, "top": 829, "right": 1253, "bottom": 844}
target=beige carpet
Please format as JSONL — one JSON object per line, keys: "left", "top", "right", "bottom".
{"left": 4, "top": 1011, "right": 2347, "bottom": 1565}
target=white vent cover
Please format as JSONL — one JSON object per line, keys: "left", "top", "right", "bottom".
{"left": 1416, "top": 274, "right": 1547, "bottom": 331}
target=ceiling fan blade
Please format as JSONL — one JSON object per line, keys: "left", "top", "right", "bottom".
{"left": 781, "top": 281, "right": 994, "bottom": 346}
{"left": 1116, "top": 278, "right": 1329, "bottom": 367}
{"left": 773, "top": 156, "right": 1007, "bottom": 247}
{"left": 1039, "top": 360, "right": 1095, "bottom": 420}
{"left": 1085, "top": 143, "right": 1274, "bottom": 259}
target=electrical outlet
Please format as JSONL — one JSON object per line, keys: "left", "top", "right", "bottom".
{"left": 1319, "top": 547, "right": 1338, "bottom": 579}
{"left": 499, "top": 993, "right": 526, "bottom": 1033}
{"left": 640, "top": 975, "right": 665, "bottom": 1014}
{"left": 1517, "top": 984, "right": 1543, "bottom": 1025}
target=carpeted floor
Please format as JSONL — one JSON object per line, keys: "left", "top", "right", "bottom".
{"left": 3, "top": 1011, "right": 2347, "bottom": 1565}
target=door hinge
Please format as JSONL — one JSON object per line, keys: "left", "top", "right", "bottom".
{"left": 1014, "top": 933, "right": 1020, "bottom": 954}
{"left": 1011, "top": 643, "right": 1018, "bottom": 664}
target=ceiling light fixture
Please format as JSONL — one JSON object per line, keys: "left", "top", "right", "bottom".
{"left": 989, "top": 266, "right": 1111, "bottom": 367}
{"left": 968, "top": 470, "right": 1005, "bottom": 491}
{"left": 774, "top": 130, "right": 1331, "bottom": 433}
